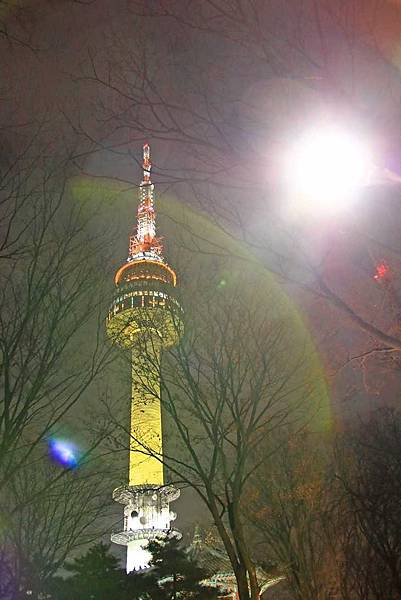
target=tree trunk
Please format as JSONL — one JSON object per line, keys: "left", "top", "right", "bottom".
{"left": 232, "top": 503, "right": 259, "bottom": 600}
{"left": 247, "top": 562, "right": 260, "bottom": 600}
{"left": 227, "top": 500, "right": 259, "bottom": 600}
{"left": 235, "top": 563, "right": 251, "bottom": 600}
{"left": 208, "top": 498, "right": 251, "bottom": 600}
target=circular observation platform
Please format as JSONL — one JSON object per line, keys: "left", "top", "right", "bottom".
{"left": 106, "top": 258, "right": 183, "bottom": 348}
{"left": 115, "top": 258, "right": 176, "bottom": 287}
{"left": 111, "top": 527, "right": 182, "bottom": 546}
{"left": 112, "top": 484, "right": 181, "bottom": 505}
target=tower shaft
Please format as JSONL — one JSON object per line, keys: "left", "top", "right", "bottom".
{"left": 107, "top": 144, "right": 182, "bottom": 573}
{"left": 130, "top": 343, "right": 164, "bottom": 487}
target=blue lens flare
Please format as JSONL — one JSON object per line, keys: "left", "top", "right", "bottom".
{"left": 48, "top": 438, "right": 80, "bottom": 469}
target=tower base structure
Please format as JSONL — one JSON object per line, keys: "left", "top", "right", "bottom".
{"left": 111, "top": 484, "right": 181, "bottom": 572}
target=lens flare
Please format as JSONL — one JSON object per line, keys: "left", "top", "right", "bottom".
{"left": 48, "top": 438, "right": 80, "bottom": 469}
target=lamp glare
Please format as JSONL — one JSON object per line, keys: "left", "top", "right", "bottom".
{"left": 289, "top": 127, "right": 371, "bottom": 213}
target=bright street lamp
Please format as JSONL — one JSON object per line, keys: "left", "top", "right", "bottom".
{"left": 287, "top": 126, "right": 372, "bottom": 214}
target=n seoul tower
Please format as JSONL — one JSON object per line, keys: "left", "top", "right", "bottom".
{"left": 106, "top": 144, "right": 182, "bottom": 572}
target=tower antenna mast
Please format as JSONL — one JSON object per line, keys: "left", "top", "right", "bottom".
{"left": 129, "top": 143, "right": 162, "bottom": 261}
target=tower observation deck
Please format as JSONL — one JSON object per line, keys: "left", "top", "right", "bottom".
{"left": 106, "top": 144, "right": 183, "bottom": 573}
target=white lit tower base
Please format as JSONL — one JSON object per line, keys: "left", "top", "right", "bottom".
{"left": 111, "top": 485, "right": 180, "bottom": 572}
{"left": 106, "top": 144, "right": 183, "bottom": 572}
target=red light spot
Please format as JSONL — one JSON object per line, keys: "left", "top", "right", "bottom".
{"left": 374, "top": 261, "right": 390, "bottom": 281}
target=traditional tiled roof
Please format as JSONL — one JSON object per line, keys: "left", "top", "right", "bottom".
{"left": 187, "top": 527, "right": 284, "bottom": 595}
{"left": 188, "top": 527, "right": 233, "bottom": 578}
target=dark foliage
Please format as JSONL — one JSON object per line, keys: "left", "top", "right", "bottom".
{"left": 49, "top": 542, "right": 133, "bottom": 600}
{"left": 133, "top": 535, "right": 217, "bottom": 600}
{"left": 336, "top": 407, "right": 401, "bottom": 599}
{"left": 49, "top": 537, "right": 217, "bottom": 600}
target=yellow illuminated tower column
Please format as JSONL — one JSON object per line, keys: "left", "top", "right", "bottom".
{"left": 106, "top": 144, "right": 182, "bottom": 572}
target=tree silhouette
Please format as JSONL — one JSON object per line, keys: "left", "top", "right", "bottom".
{"left": 335, "top": 408, "right": 401, "bottom": 599}
{"left": 50, "top": 538, "right": 216, "bottom": 600}
{"left": 50, "top": 542, "right": 129, "bottom": 600}
{"left": 136, "top": 535, "right": 217, "bottom": 600}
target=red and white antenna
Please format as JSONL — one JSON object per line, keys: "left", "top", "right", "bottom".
{"left": 128, "top": 144, "right": 163, "bottom": 260}
{"left": 142, "top": 142, "right": 151, "bottom": 184}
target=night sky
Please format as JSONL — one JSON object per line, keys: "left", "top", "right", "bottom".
{"left": 2, "top": 0, "right": 401, "bottom": 553}
{"left": 3, "top": 1, "right": 401, "bottom": 409}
